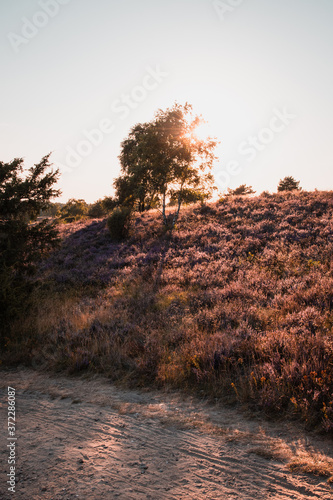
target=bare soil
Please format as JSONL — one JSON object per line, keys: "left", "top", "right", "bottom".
{"left": 1, "top": 369, "right": 333, "bottom": 499}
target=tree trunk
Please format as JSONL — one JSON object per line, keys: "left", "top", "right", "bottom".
{"left": 162, "top": 191, "right": 167, "bottom": 225}
{"left": 172, "top": 191, "right": 182, "bottom": 228}
{"left": 147, "top": 190, "right": 156, "bottom": 211}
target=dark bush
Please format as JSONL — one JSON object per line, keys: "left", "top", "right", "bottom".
{"left": 107, "top": 207, "right": 133, "bottom": 241}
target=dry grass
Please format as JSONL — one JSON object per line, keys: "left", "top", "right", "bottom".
{"left": 288, "top": 454, "right": 333, "bottom": 480}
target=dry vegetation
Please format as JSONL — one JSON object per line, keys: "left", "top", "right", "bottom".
{"left": 2, "top": 190, "right": 333, "bottom": 434}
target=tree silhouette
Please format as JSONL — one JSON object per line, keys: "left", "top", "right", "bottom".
{"left": 58, "top": 198, "right": 88, "bottom": 222}
{"left": 226, "top": 184, "right": 256, "bottom": 196}
{"left": 114, "top": 103, "right": 218, "bottom": 228}
{"left": 277, "top": 176, "right": 301, "bottom": 192}
{"left": 0, "top": 154, "right": 60, "bottom": 338}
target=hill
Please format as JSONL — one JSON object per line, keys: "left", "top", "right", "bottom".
{"left": 3, "top": 190, "right": 333, "bottom": 433}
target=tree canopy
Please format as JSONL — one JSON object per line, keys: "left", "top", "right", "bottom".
{"left": 58, "top": 198, "right": 89, "bottom": 222}
{"left": 114, "top": 103, "right": 218, "bottom": 227}
{"left": 0, "top": 154, "right": 60, "bottom": 336}
{"left": 277, "top": 176, "right": 301, "bottom": 192}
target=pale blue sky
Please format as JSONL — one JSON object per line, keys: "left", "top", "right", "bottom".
{"left": 1, "top": 0, "right": 332, "bottom": 202}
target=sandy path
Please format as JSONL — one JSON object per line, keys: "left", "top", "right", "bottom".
{"left": 0, "top": 370, "right": 332, "bottom": 499}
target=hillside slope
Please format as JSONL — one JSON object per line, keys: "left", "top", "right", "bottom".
{"left": 3, "top": 191, "right": 333, "bottom": 433}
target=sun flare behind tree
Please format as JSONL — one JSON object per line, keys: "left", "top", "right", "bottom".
{"left": 114, "top": 102, "right": 219, "bottom": 228}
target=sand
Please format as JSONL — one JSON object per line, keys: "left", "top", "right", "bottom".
{"left": 1, "top": 369, "right": 332, "bottom": 499}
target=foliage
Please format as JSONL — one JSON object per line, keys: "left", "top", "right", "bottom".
{"left": 87, "top": 199, "right": 105, "bottom": 218}
{"left": 58, "top": 198, "right": 89, "bottom": 222}
{"left": 88, "top": 196, "right": 118, "bottom": 219}
{"left": 168, "top": 187, "right": 209, "bottom": 206}
{"left": 107, "top": 206, "right": 133, "bottom": 241}
{"left": 226, "top": 184, "right": 256, "bottom": 196}
{"left": 40, "top": 202, "right": 64, "bottom": 218}
{"left": 114, "top": 102, "right": 218, "bottom": 227}
{"left": 0, "top": 154, "right": 60, "bottom": 339}
{"left": 278, "top": 176, "right": 301, "bottom": 192}
{"left": 101, "top": 196, "right": 118, "bottom": 213}
{"left": 260, "top": 191, "right": 272, "bottom": 198}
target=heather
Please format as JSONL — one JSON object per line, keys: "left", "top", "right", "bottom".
{"left": 3, "top": 190, "right": 333, "bottom": 433}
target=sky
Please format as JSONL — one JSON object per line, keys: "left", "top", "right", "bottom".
{"left": 1, "top": 0, "right": 332, "bottom": 202}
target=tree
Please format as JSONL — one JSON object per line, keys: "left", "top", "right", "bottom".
{"left": 88, "top": 199, "right": 105, "bottom": 218}
{"left": 102, "top": 196, "right": 118, "bottom": 213}
{"left": 114, "top": 103, "right": 218, "bottom": 227}
{"left": 58, "top": 198, "right": 88, "bottom": 222}
{"left": 0, "top": 154, "right": 60, "bottom": 337}
{"left": 40, "top": 202, "right": 64, "bottom": 218}
{"left": 88, "top": 197, "right": 118, "bottom": 218}
{"left": 277, "top": 176, "right": 301, "bottom": 192}
{"left": 226, "top": 184, "right": 256, "bottom": 196}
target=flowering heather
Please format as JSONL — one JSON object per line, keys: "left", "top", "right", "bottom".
{"left": 5, "top": 190, "right": 333, "bottom": 433}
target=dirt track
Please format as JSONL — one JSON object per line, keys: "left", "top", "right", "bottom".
{"left": 1, "top": 369, "right": 332, "bottom": 499}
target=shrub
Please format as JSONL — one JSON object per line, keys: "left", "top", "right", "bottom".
{"left": 226, "top": 184, "right": 256, "bottom": 196}
{"left": 260, "top": 190, "right": 272, "bottom": 198}
{"left": 107, "top": 206, "right": 133, "bottom": 241}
